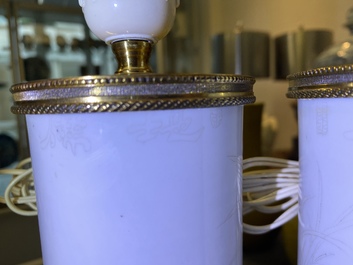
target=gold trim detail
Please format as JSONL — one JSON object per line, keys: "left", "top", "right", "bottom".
{"left": 287, "top": 85, "right": 353, "bottom": 99}
{"left": 11, "top": 74, "right": 255, "bottom": 114}
{"left": 287, "top": 64, "right": 353, "bottom": 80}
{"left": 287, "top": 65, "right": 353, "bottom": 99}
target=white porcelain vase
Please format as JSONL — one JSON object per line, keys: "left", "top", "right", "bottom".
{"left": 288, "top": 66, "right": 353, "bottom": 264}
{"left": 27, "top": 107, "right": 244, "bottom": 265}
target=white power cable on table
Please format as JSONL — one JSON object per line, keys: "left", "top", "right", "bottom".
{"left": 0, "top": 156, "right": 300, "bottom": 232}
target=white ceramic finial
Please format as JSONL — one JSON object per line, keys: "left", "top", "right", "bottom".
{"left": 79, "top": 0, "right": 180, "bottom": 44}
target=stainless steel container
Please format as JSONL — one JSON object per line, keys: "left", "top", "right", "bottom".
{"left": 212, "top": 31, "right": 270, "bottom": 77}
{"left": 276, "top": 29, "right": 333, "bottom": 79}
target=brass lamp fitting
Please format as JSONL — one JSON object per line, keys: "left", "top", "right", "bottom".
{"left": 112, "top": 40, "right": 153, "bottom": 74}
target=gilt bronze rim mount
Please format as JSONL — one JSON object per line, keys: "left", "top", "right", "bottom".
{"left": 11, "top": 73, "right": 256, "bottom": 114}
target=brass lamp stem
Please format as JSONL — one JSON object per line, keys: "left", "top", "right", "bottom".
{"left": 112, "top": 40, "right": 153, "bottom": 74}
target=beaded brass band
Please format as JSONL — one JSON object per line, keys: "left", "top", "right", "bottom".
{"left": 11, "top": 74, "right": 256, "bottom": 114}
{"left": 287, "top": 65, "right": 353, "bottom": 99}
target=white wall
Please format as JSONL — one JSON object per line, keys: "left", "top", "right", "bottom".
{"left": 208, "top": 0, "right": 353, "bottom": 153}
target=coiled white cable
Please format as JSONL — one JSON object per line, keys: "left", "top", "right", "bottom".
{"left": 243, "top": 157, "right": 299, "bottom": 234}
{"left": 0, "top": 156, "right": 300, "bottom": 232}
{"left": 0, "top": 158, "right": 37, "bottom": 216}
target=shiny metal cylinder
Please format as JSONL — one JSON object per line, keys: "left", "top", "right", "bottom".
{"left": 212, "top": 31, "right": 270, "bottom": 77}
{"left": 276, "top": 29, "right": 333, "bottom": 79}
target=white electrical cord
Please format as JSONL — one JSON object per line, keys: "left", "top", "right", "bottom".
{"left": 243, "top": 157, "right": 299, "bottom": 234}
{"left": 0, "top": 156, "right": 300, "bottom": 233}
{"left": 0, "top": 158, "right": 37, "bottom": 216}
